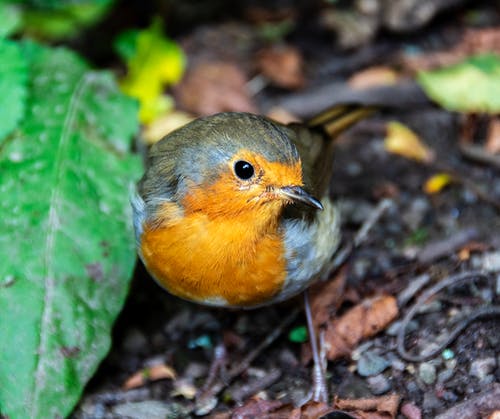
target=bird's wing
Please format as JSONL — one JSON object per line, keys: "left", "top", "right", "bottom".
{"left": 288, "top": 104, "right": 376, "bottom": 196}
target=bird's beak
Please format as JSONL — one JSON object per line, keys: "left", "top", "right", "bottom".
{"left": 278, "top": 186, "right": 323, "bottom": 210}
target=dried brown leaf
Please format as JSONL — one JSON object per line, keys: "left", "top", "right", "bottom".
{"left": 335, "top": 394, "right": 400, "bottom": 419}
{"left": 325, "top": 295, "right": 398, "bottom": 360}
{"left": 231, "top": 397, "right": 284, "bottom": 418}
{"left": 486, "top": 117, "right": 500, "bottom": 154}
{"left": 175, "top": 61, "right": 257, "bottom": 116}
{"left": 266, "top": 106, "right": 301, "bottom": 125}
{"left": 257, "top": 45, "right": 305, "bottom": 89}
{"left": 402, "top": 28, "right": 500, "bottom": 72}
{"left": 267, "top": 401, "right": 335, "bottom": 419}
{"left": 123, "top": 363, "right": 177, "bottom": 390}
{"left": 348, "top": 66, "right": 399, "bottom": 90}
{"left": 309, "top": 267, "right": 348, "bottom": 327}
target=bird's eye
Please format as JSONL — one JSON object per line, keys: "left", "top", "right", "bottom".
{"left": 234, "top": 160, "right": 255, "bottom": 180}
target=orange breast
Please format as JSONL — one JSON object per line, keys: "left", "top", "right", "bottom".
{"left": 140, "top": 212, "right": 287, "bottom": 307}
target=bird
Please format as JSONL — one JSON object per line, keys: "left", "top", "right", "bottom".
{"left": 132, "top": 104, "right": 374, "bottom": 402}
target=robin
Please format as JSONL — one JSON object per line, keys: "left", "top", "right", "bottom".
{"left": 132, "top": 104, "right": 374, "bottom": 402}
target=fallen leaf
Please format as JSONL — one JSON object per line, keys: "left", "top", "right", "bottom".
{"left": 123, "top": 363, "right": 177, "bottom": 390}
{"left": 266, "top": 106, "right": 301, "bottom": 124}
{"left": 117, "top": 19, "right": 186, "bottom": 124}
{"left": 486, "top": 117, "right": 500, "bottom": 154}
{"left": 257, "top": 44, "right": 305, "bottom": 89}
{"left": 231, "top": 397, "right": 284, "bottom": 418}
{"left": 175, "top": 60, "right": 257, "bottom": 116}
{"left": 423, "top": 173, "right": 453, "bottom": 194}
{"left": 402, "top": 28, "right": 500, "bottom": 72}
{"left": 335, "top": 394, "right": 400, "bottom": 419}
{"left": 142, "top": 111, "right": 194, "bottom": 144}
{"left": 417, "top": 53, "right": 500, "bottom": 114}
{"left": 348, "top": 66, "right": 399, "bottom": 90}
{"left": 489, "top": 411, "right": 500, "bottom": 419}
{"left": 325, "top": 295, "right": 398, "bottom": 360}
{"left": 266, "top": 401, "right": 335, "bottom": 419}
{"left": 457, "top": 241, "right": 490, "bottom": 261}
{"left": 309, "top": 267, "right": 348, "bottom": 327}
{"left": 384, "top": 121, "right": 435, "bottom": 163}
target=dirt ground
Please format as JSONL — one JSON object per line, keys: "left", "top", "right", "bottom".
{"left": 73, "top": 1, "right": 499, "bottom": 417}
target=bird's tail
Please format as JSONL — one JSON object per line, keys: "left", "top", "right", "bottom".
{"left": 306, "top": 104, "right": 376, "bottom": 137}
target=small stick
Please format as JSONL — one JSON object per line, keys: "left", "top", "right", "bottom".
{"left": 196, "top": 307, "right": 300, "bottom": 407}
{"left": 396, "top": 271, "right": 500, "bottom": 362}
{"left": 329, "top": 198, "right": 393, "bottom": 272}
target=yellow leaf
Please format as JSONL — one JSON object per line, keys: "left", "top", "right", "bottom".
{"left": 424, "top": 173, "right": 453, "bottom": 194}
{"left": 384, "top": 121, "right": 435, "bottom": 163}
{"left": 119, "top": 19, "right": 185, "bottom": 124}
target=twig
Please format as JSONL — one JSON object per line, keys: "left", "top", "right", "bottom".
{"left": 353, "top": 199, "right": 393, "bottom": 247}
{"left": 459, "top": 144, "right": 500, "bottom": 170}
{"left": 228, "top": 368, "right": 282, "bottom": 403}
{"left": 329, "top": 198, "right": 393, "bottom": 272}
{"left": 227, "top": 308, "right": 299, "bottom": 379}
{"left": 435, "top": 383, "right": 500, "bottom": 419}
{"left": 396, "top": 271, "right": 500, "bottom": 362}
{"left": 417, "top": 227, "right": 479, "bottom": 265}
{"left": 195, "top": 307, "right": 299, "bottom": 410}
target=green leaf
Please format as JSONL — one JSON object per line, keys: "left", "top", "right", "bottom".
{"left": 114, "top": 29, "right": 140, "bottom": 62}
{"left": 288, "top": 325, "right": 308, "bottom": 343}
{"left": 0, "top": 42, "right": 141, "bottom": 418}
{"left": 21, "top": 0, "right": 114, "bottom": 40}
{"left": 0, "top": 39, "right": 28, "bottom": 142}
{"left": 418, "top": 53, "right": 500, "bottom": 114}
{"left": 0, "top": 3, "right": 22, "bottom": 37}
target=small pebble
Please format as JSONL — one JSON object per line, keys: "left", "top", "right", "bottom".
{"left": 419, "top": 362, "right": 437, "bottom": 385}
{"left": 386, "top": 319, "right": 418, "bottom": 336}
{"left": 367, "top": 374, "right": 392, "bottom": 395}
{"left": 437, "top": 368, "right": 454, "bottom": 384}
{"left": 441, "top": 390, "right": 458, "bottom": 403}
{"left": 401, "top": 401, "right": 422, "bottom": 419}
{"left": 445, "top": 358, "right": 457, "bottom": 370}
{"left": 417, "top": 300, "right": 442, "bottom": 314}
{"left": 357, "top": 351, "right": 390, "bottom": 377}
{"left": 422, "top": 392, "right": 444, "bottom": 412}
{"left": 391, "top": 358, "right": 406, "bottom": 372}
{"left": 402, "top": 197, "right": 430, "bottom": 231}
{"left": 470, "top": 357, "right": 496, "bottom": 380}
{"left": 112, "top": 401, "right": 173, "bottom": 419}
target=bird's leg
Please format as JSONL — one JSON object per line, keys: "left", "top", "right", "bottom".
{"left": 304, "top": 289, "right": 328, "bottom": 403}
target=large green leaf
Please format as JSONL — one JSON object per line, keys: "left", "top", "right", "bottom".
{"left": 0, "top": 42, "right": 141, "bottom": 418}
{"left": 0, "top": 3, "right": 22, "bottom": 37}
{"left": 418, "top": 53, "right": 500, "bottom": 114}
{"left": 0, "top": 39, "right": 28, "bottom": 142}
